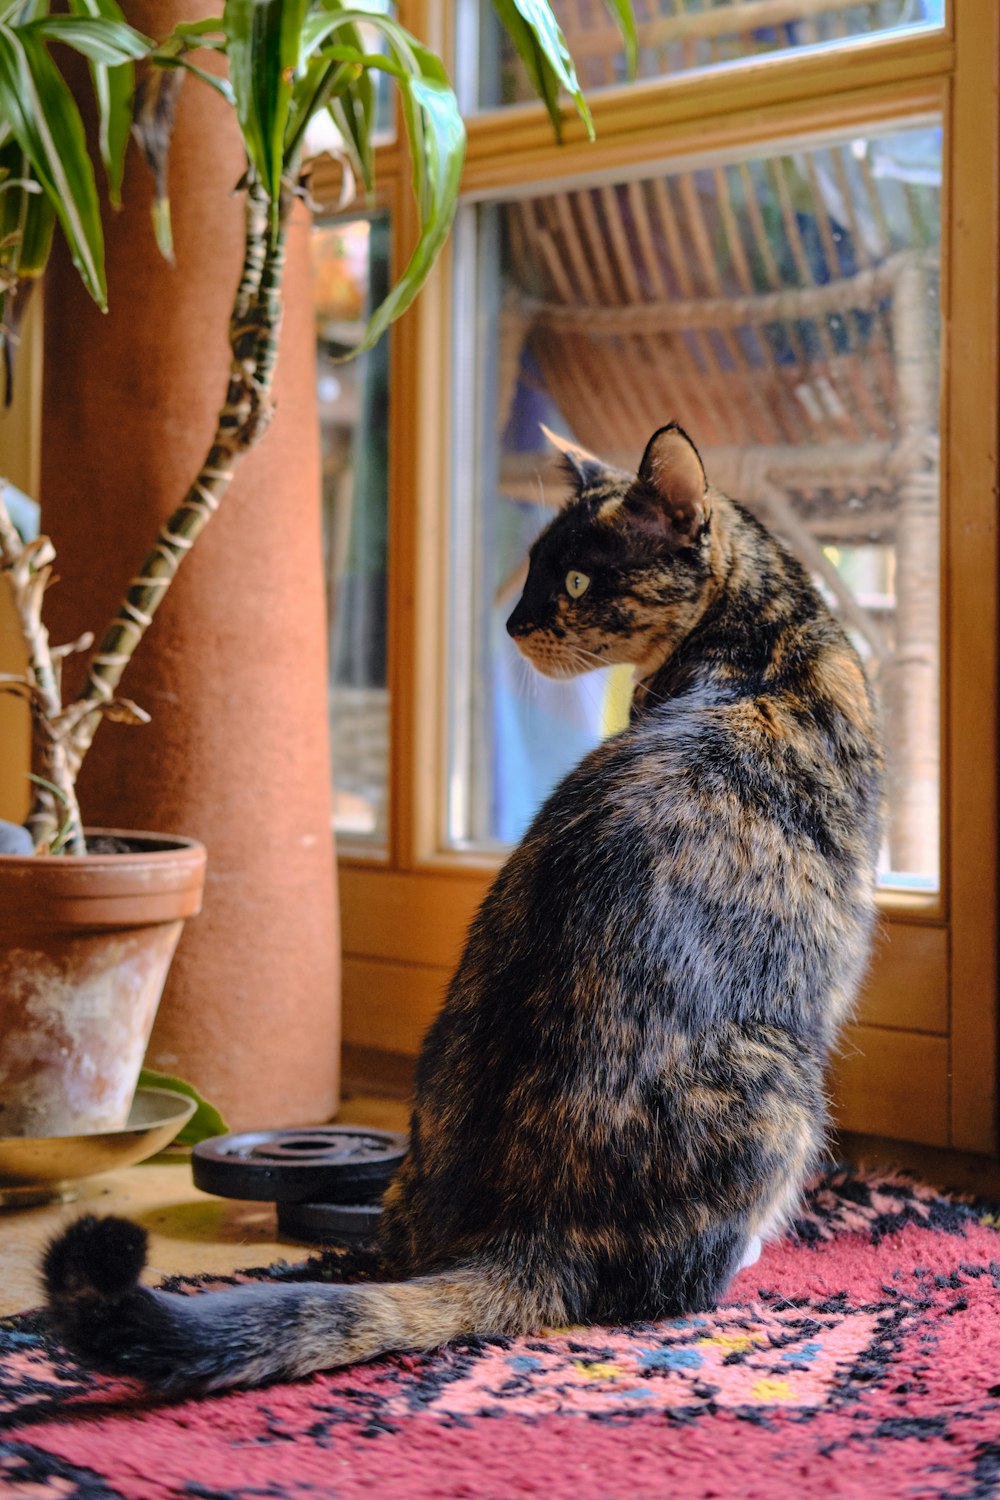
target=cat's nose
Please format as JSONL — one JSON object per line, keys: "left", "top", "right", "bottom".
{"left": 506, "top": 607, "right": 530, "bottom": 639}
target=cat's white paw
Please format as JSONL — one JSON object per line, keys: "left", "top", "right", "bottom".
{"left": 737, "top": 1235, "right": 762, "bottom": 1271}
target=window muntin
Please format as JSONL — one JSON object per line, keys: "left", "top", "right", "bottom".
{"left": 315, "top": 214, "right": 392, "bottom": 844}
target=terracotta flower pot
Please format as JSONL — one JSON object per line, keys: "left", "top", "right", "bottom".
{"left": 0, "top": 830, "right": 206, "bottom": 1137}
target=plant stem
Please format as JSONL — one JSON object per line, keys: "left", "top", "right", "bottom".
{"left": 49, "top": 186, "right": 289, "bottom": 829}
{"left": 0, "top": 489, "right": 86, "bottom": 852}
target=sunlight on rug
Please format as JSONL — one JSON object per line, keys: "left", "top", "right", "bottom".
{"left": 1, "top": 1170, "right": 999, "bottom": 1499}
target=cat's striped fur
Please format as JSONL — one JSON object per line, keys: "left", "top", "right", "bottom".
{"left": 43, "top": 424, "right": 883, "bottom": 1394}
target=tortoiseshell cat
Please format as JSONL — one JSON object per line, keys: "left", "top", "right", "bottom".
{"left": 43, "top": 424, "right": 882, "bottom": 1394}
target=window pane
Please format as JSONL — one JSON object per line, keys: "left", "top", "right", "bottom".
{"left": 314, "top": 215, "right": 391, "bottom": 842}
{"left": 448, "top": 124, "right": 942, "bottom": 890}
{"left": 467, "top": 0, "right": 946, "bottom": 110}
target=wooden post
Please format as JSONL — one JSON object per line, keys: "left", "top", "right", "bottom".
{"left": 0, "top": 297, "right": 41, "bottom": 828}
{"left": 886, "top": 255, "right": 939, "bottom": 881}
{"left": 38, "top": 1, "right": 340, "bottom": 1130}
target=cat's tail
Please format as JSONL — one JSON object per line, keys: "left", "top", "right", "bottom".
{"left": 42, "top": 1216, "right": 542, "bottom": 1396}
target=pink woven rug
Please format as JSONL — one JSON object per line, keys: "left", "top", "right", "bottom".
{"left": 1, "top": 1171, "right": 999, "bottom": 1499}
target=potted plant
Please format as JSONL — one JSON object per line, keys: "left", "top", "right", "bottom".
{"left": 0, "top": 0, "right": 636, "bottom": 1140}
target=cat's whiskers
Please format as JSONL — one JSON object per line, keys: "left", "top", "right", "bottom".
{"left": 550, "top": 647, "right": 621, "bottom": 727}
{"left": 513, "top": 639, "right": 610, "bottom": 726}
{"left": 565, "top": 643, "right": 607, "bottom": 671}
{"left": 511, "top": 647, "right": 539, "bottom": 701}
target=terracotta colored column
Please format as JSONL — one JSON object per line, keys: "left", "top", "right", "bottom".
{"left": 39, "top": 1, "right": 340, "bottom": 1130}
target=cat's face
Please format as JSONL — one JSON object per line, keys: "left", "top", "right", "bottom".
{"left": 506, "top": 424, "right": 716, "bottom": 680}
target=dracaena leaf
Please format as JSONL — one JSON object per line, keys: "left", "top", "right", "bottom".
{"left": 132, "top": 66, "right": 185, "bottom": 264}
{"left": 223, "top": 0, "right": 309, "bottom": 239}
{"left": 151, "top": 14, "right": 233, "bottom": 104}
{"left": 601, "top": 0, "right": 637, "bottom": 78}
{"left": 21, "top": 13, "right": 150, "bottom": 65}
{"left": 0, "top": 143, "right": 50, "bottom": 406}
{"left": 0, "top": 1, "right": 46, "bottom": 24}
{"left": 0, "top": 21, "right": 105, "bottom": 306}
{"left": 298, "top": 11, "right": 465, "bottom": 357}
{"left": 326, "top": 65, "right": 375, "bottom": 192}
{"left": 287, "top": 9, "right": 376, "bottom": 184}
{"left": 352, "top": 71, "right": 464, "bottom": 357}
{"left": 171, "top": 16, "right": 226, "bottom": 44}
{"left": 151, "top": 52, "right": 235, "bottom": 105}
{"left": 490, "top": 0, "right": 593, "bottom": 141}
{"left": 0, "top": 142, "right": 50, "bottom": 277}
{"left": 285, "top": 44, "right": 377, "bottom": 179}
{"left": 65, "top": 0, "right": 151, "bottom": 208}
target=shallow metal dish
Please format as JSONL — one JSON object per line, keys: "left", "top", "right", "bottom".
{"left": 0, "top": 1086, "right": 197, "bottom": 1206}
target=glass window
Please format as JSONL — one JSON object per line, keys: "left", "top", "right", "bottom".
{"left": 314, "top": 214, "right": 391, "bottom": 842}
{"left": 466, "top": 0, "right": 946, "bottom": 111}
{"left": 448, "top": 124, "right": 942, "bottom": 889}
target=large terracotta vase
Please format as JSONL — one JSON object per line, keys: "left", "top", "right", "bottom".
{"left": 37, "top": 0, "right": 341, "bottom": 1131}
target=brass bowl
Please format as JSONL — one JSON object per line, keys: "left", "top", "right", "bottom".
{"left": 0, "top": 1086, "right": 197, "bottom": 1207}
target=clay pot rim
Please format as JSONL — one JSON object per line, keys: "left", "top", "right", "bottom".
{"left": 0, "top": 829, "right": 207, "bottom": 932}
{"left": 0, "top": 828, "right": 206, "bottom": 869}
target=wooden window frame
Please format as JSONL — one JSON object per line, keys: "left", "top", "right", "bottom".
{"left": 323, "top": 0, "right": 1000, "bottom": 1156}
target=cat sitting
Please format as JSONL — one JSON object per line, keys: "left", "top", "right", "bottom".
{"left": 43, "top": 423, "right": 883, "bottom": 1393}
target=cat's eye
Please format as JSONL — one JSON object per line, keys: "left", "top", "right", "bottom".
{"left": 565, "top": 570, "right": 590, "bottom": 599}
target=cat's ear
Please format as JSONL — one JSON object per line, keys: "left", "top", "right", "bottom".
{"left": 630, "top": 424, "right": 710, "bottom": 544}
{"left": 540, "top": 423, "right": 613, "bottom": 492}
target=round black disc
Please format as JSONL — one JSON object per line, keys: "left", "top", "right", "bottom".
{"left": 276, "top": 1199, "right": 383, "bottom": 1246}
{"left": 191, "top": 1127, "right": 408, "bottom": 1203}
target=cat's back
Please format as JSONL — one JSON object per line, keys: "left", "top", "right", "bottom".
{"left": 537, "top": 609, "right": 878, "bottom": 876}
{"left": 451, "top": 580, "right": 882, "bottom": 1055}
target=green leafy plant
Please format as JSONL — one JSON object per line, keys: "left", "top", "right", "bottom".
{"left": 137, "top": 1065, "right": 230, "bottom": 1147}
{"left": 0, "top": 0, "right": 149, "bottom": 347}
{"left": 0, "top": 0, "right": 636, "bottom": 857}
